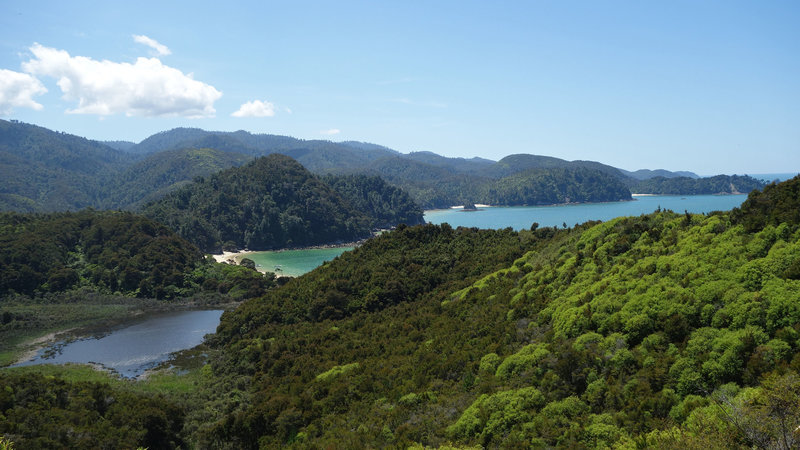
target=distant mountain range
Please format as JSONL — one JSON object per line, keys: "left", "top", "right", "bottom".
{"left": 1, "top": 119, "right": 765, "bottom": 214}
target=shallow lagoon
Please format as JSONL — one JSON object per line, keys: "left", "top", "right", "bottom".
{"left": 13, "top": 310, "right": 223, "bottom": 378}
{"left": 245, "top": 246, "right": 354, "bottom": 277}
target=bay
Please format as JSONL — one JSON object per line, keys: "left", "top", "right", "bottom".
{"left": 424, "top": 194, "right": 748, "bottom": 230}
{"left": 13, "top": 310, "right": 223, "bottom": 378}
{"left": 247, "top": 246, "right": 354, "bottom": 277}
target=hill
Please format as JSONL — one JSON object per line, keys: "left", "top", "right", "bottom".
{"left": 0, "top": 119, "right": 133, "bottom": 212}
{"left": 632, "top": 174, "right": 766, "bottom": 195}
{"left": 480, "top": 166, "right": 632, "bottom": 206}
{"left": 102, "top": 148, "right": 253, "bottom": 210}
{"left": 0, "top": 121, "right": 768, "bottom": 213}
{"left": 142, "top": 154, "right": 376, "bottom": 252}
{"left": 622, "top": 168, "right": 700, "bottom": 180}
{"left": 195, "top": 176, "right": 800, "bottom": 447}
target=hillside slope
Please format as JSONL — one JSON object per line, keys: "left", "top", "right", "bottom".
{"left": 200, "top": 176, "right": 800, "bottom": 448}
{"left": 0, "top": 120, "right": 133, "bottom": 212}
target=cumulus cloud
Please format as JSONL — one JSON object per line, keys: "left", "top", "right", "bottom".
{"left": 133, "top": 34, "right": 171, "bottom": 56}
{"left": 232, "top": 99, "right": 276, "bottom": 118}
{"left": 21, "top": 43, "right": 222, "bottom": 117}
{"left": 320, "top": 128, "right": 341, "bottom": 135}
{"left": 0, "top": 69, "right": 47, "bottom": 115}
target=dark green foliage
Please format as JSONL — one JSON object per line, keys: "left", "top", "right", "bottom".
{"left": 732, "top": 174, "right": 800, "bottom": 232}
{"left": 481, "top": 167, "right": 632, "bottom": 206}
{"left": 103, "top": 147, "right": 253, "bottom": 210}
{"left": 0, "top": 372, "right": 184, "bottom": 449}
{"left": 321, "top": 174, "right": 424, "bottom": 228}
{"left": 0, "top": 210, "right": 203, "bottom": 298}
{"left": 632, "top": 174, "right": 766, "bottom": 195}
{"left": 143, "top": 154, "right": 373, "bottom": 252}
{"left": 0, "top": 210, "right": 275, "bottom": 301}
{"left": 0, "top": 119, "right": 133, "bottom": 212}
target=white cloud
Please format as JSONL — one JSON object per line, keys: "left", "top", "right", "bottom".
{"left": 232, "top": 100, "right": 275, "bottom": 118}
{"left": 320, "top": 128, "right": 341, "bottom": 135}
{"left": 22, "top": 43, "right": 222, "bottom": 118}
{"left": 133, "top": 34, "right": 171, "bottom": 56}
{"left": 0, "top": 69, "right": 47, "bottom": 115}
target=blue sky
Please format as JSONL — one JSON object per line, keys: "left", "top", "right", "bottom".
{"left": 0, "top": 1, "right": 798, "bottom": 174}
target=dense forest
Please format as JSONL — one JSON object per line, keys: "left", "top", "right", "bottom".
{"left": 102, "top": 147, "right": 253, "bottom": 210}
{"left": 0, "top": 210, "right": 273, "bottom": 301}
{"left": 480, "top": 167, "right": 632, "bottom": 206}
{"left": 142, "top": 154, "right": 376, "bottom": 252}
{"left": 631, "top": 174, "right": 767, "bottom": 195}
{"left": 320, "top": 174, "right": 424, "bottom": 229}
{"left": 0, "top": 120, "right": 133, "bottom": 212}
{"left": 182, "top": 176, "right": 800, "bottom": 447}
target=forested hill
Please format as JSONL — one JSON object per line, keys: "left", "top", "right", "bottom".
{"left": 199, "top": 176, "right": 800, "bottom": 447}
{"left": 0, "top": 120, "right": 133, "bottom": 212}
{"left": 0, "top": 120, "right": 768, "bottom": 213}
{"left": 142, "top": 154, "right": 381, "bottom": 252}
{"left": 102, "top": 147, "right": 253, "bottom": 210}
{"left": 631, "top": 174, "right": 766, "bottom": 195}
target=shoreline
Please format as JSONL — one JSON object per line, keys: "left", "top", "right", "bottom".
{"left": 210, "top": 238, "right": 372, "bottom": 266}
{"left": 8, "top": 328, "right": 78, "bottom": 367}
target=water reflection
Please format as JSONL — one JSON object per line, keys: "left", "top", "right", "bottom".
{"left": 13, "top": 310, "right": 223, "bottom": 378}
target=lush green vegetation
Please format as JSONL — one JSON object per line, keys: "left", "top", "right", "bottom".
{"left": 0, "top": 119, "right": 133, "bottom": 212}
{"left": 632, "top": 174, "right": 766, "bottom": 195}
{"left": 180, "top": 176, "right": 800, "bottom": 448}
{"left": 480, "top": 167, "right": 632, "bottom": 206}
{"left": 3, "top": 120, "right": 727, "bottom": 215}
{"left": 321, "top": 174, "right": 424, "bottom": 228}
{"left": 0, "top": 209, "right": 273, "bottom": 302}
{"left": 0, "top": 371, "right": 185, "bottom": 449}
{"left": 102, "top": 147, "right": 253, "bottom": 210}
{"left": 0, "top": 210, "right": 203, "bottom": 298}
{"left": 143, "top": 154, "right": 375, "bottom": 252}
{"left": 0, "top": 209, "right": 275, "bottom": 364}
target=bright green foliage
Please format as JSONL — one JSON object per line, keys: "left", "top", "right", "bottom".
{"left": 446, "top": 387, "right": 545, "bottom": 442}
{"left": 494, "top": 343, "right": 550, "bottom": 380}
{"left": 315, "top": 363, "right": 360, "bottom": 382}
{"left": 0, "top": 436, "right": 13, "bottom": 450}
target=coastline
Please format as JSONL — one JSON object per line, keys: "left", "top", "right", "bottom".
{"left": 210, "top": 238, "right": 372, "bottom": 266}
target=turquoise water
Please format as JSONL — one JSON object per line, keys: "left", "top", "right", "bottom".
{"left": 248, "top": 247, "right": 354, "bottom": 277}
{"left": 424, "top": 194, "right": 748, "bottom": 231}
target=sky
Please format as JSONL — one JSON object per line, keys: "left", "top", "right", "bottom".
{"left": 0, "top": 1, "right": 798, "bottom": 175}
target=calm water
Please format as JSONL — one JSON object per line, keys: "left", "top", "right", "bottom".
{"left": 424, "top": 194, "right": 748, "bottom": 230}
{"left": 247, "top": 247, "right": 353, "bottom": 277}
{"left": 13, "top": 310, "right": 223, "bottom": 378}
